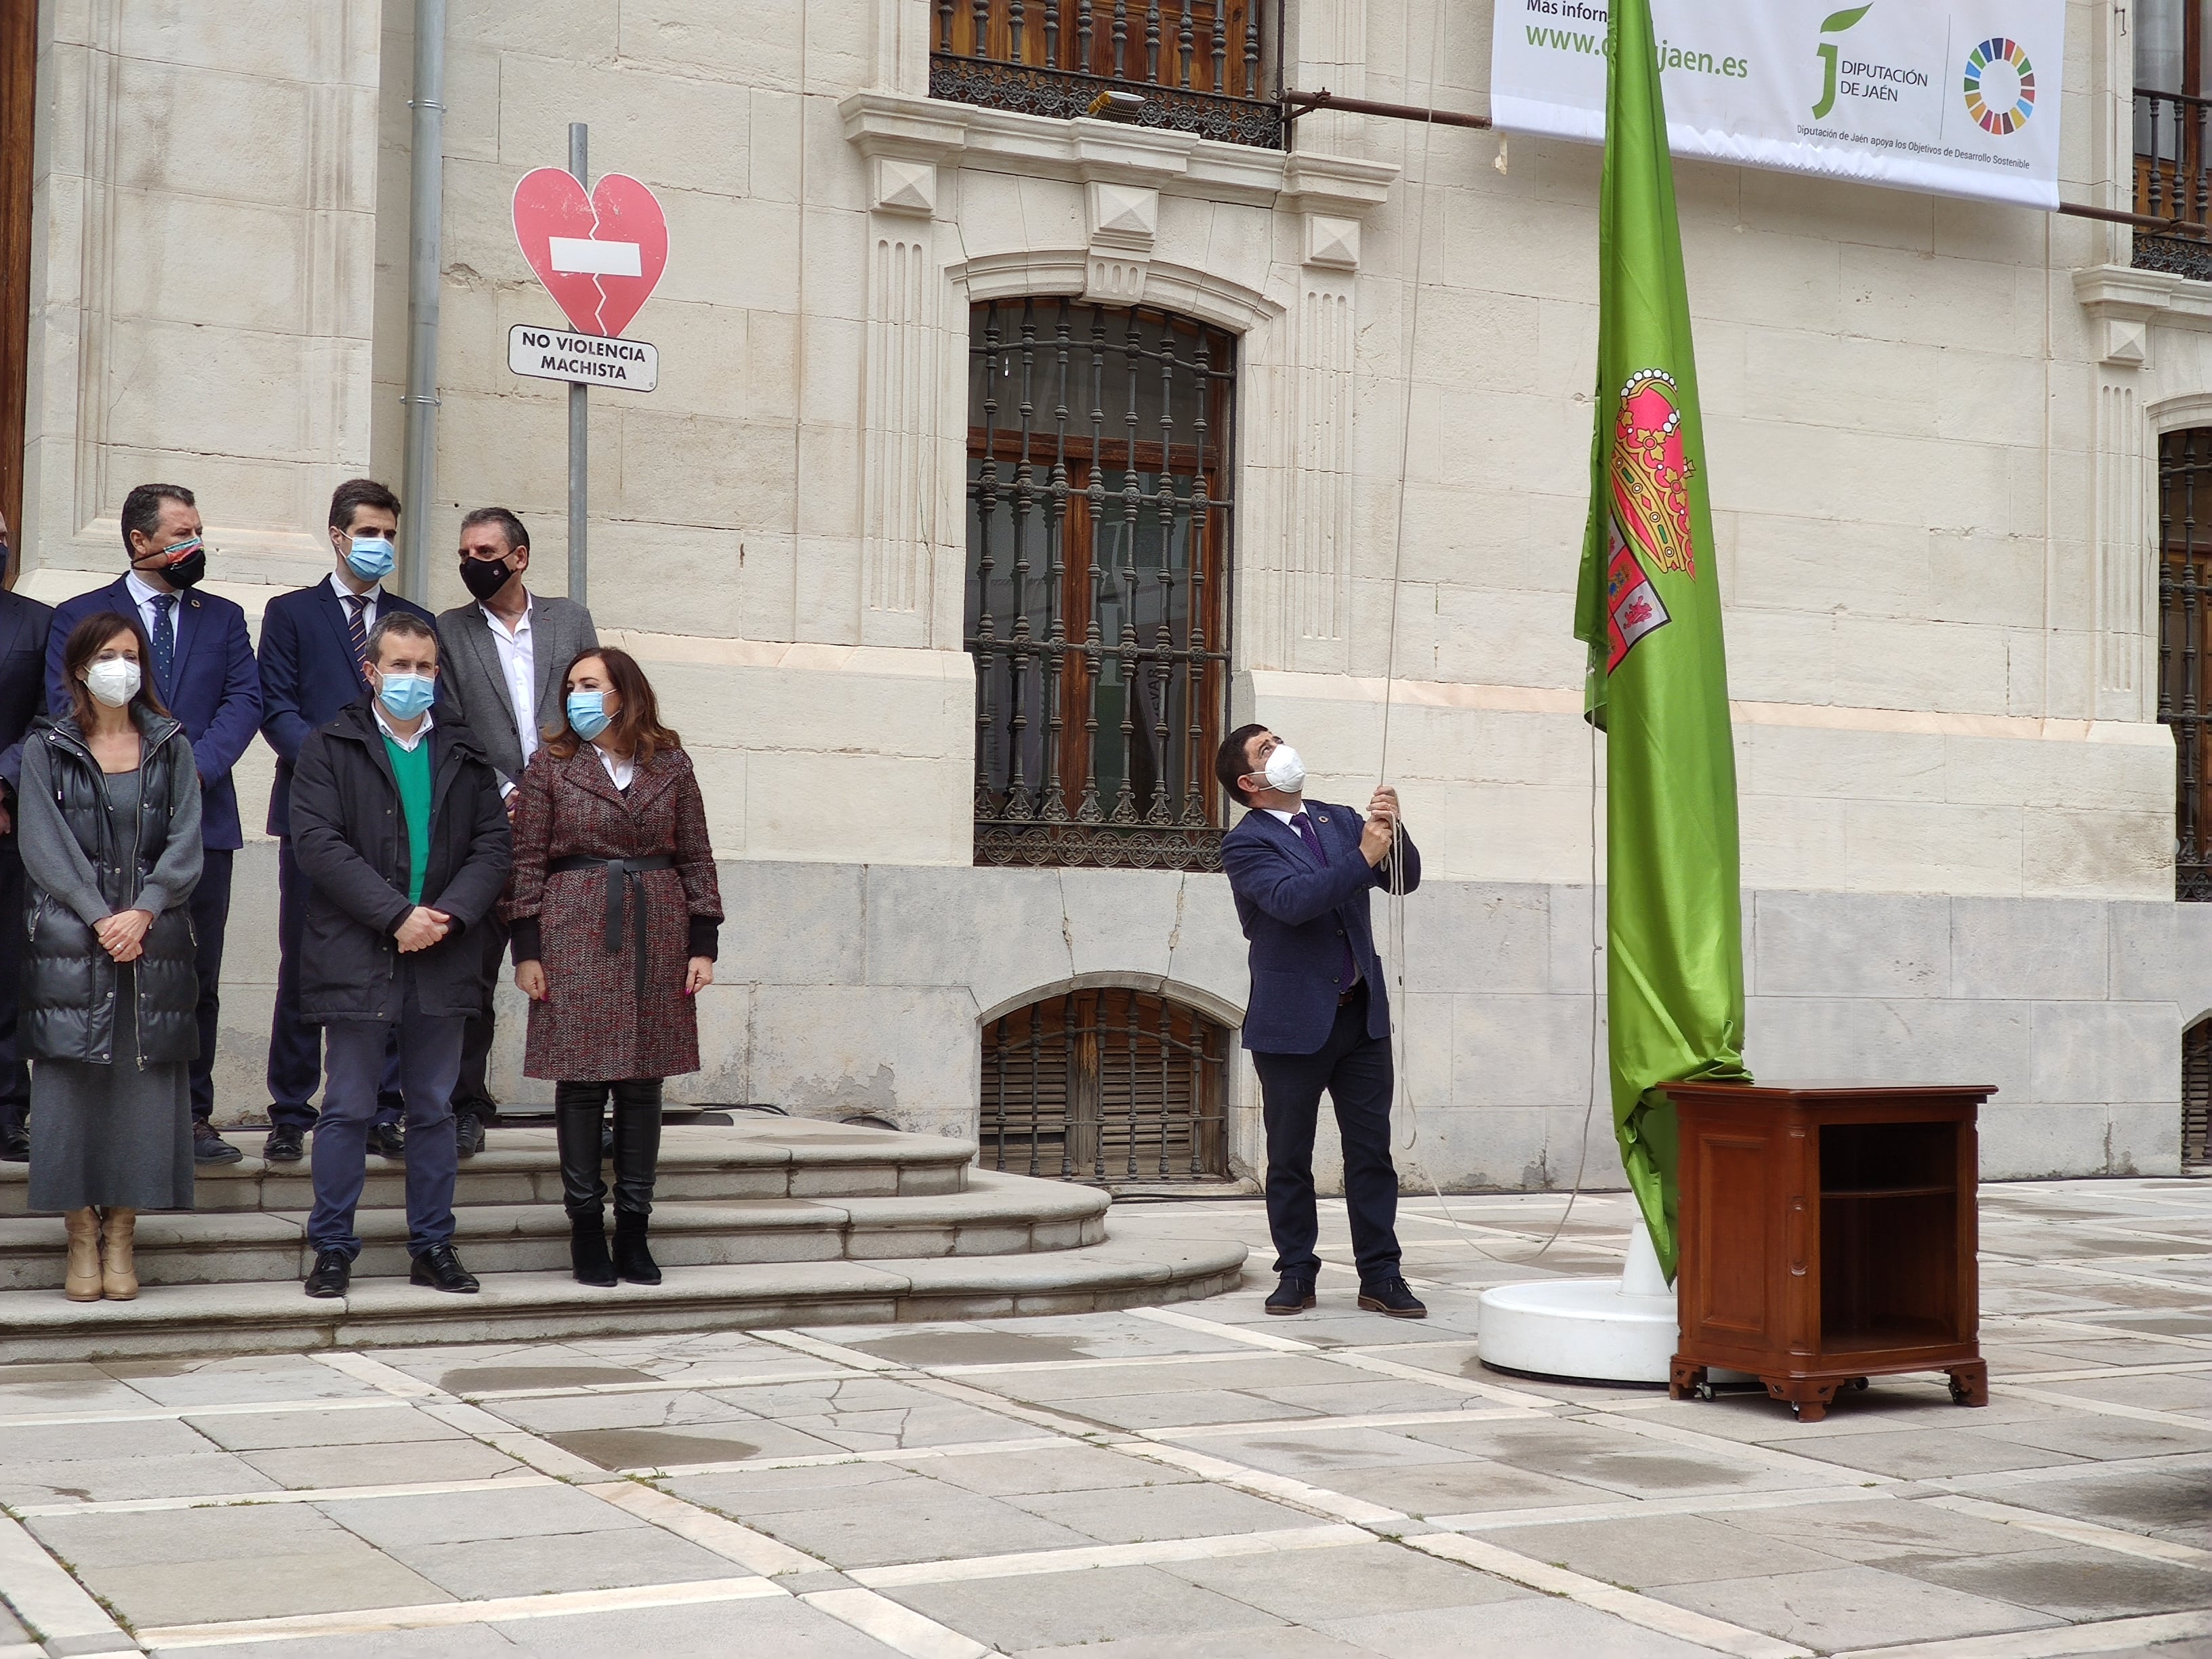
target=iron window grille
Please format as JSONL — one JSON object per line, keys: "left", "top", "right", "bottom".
{"left": 932, "top": 1, "right": 1284, "bottom": 150}
{"left": 2160, "top": 429, "right": 2212, "bottom": 900}
{"left": 2186, "top": 1017, "right": 2212, "bottom": 1172}
{"left": 983, "top": 987, "right": 1228, "bottom": 1182}
{"left": 966, "top": 298, "right": 1234, "bottom": 872}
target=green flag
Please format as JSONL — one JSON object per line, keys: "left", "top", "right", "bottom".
{"left": 1571, "top": 0, "right": 1751, "bottom": 1280}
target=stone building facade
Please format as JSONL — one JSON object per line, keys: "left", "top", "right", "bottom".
{"left": 5, "top": 0, "right": 2203, "bottom": 1187}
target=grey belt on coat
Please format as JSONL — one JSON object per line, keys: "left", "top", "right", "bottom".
{"left": 548, "top": 853, "right": 676, "bottom": 1002}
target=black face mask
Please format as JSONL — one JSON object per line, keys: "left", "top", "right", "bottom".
{"left": 136, "top": 538, "right": 207, "bottom": 590}
{"left": 459, "top": 556, "right": 514, "bottom": 602}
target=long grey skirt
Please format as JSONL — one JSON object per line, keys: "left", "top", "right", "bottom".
{"left": 25, "top": 963, "right": 194, "bottom": 1213}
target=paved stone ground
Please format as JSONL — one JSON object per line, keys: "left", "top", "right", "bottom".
{"left": 0, "top": 1179, "right": 2205, "bottom": 1659}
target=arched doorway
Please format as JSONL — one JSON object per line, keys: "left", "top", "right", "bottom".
{"left": 981, "top": 986, "right": 1228, "bottom": 1183}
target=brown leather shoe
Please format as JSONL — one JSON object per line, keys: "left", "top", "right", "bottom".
{"left": 99, "top": 1208, "right": 138, "bottom": 1300}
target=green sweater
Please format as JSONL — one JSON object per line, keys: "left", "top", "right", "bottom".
{"left": 384, "top": 734, "right": 433, "bottom": 904}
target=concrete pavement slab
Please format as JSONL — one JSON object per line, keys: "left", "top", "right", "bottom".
{"left": 1652, "top": 1563, "right": 2060, "bottom": 1650}
{"left": 884, "top": 1563, "right": 1294, "bottom": 1652}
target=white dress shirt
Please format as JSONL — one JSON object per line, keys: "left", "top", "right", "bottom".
{"left": 594, "top": 743, "right": 635, "bottom": 791}
{"left": 328, "top": 571, "right": 380, "bottom": 632}
{"left": 372, "top": 702, "right": 434, "bottom": 752}
{"left": 480, "top": 596, "right": 538, "bottom": 771}
{"left": 123, "top": 571, "right": 178, "bottom": 650}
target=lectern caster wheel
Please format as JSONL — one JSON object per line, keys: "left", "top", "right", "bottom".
{"left": 1853, "top": 1377, "right": 1870, "bottom": 1392}
{"left": 1790, "top": 1404, "right": 1801, "bottom": 1419}
{"left": 1694, "top": 1383, "right": 1715, "bottom": 1402}
{"left": 1949, "top": 1378, "right": 1971, "bottom": 1405}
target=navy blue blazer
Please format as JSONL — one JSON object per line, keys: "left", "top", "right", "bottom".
{"left": 0, "top": 588, "right": 57, "bottom": 808}
{"left": 45, "top": 578, "right": 261, "bottom": 851}
{"left": 258, "top": 579, "right": 436, "bottom": 838}
{"left": 1221, "top": 801, "right": 1421, "bottom": 1056}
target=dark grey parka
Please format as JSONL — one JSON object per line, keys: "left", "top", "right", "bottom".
{"left": 18, "top": 708, "right": 203, "bottom": 1065}
{"left": 289, "top": 699, "right": 511, "bottom": 1022}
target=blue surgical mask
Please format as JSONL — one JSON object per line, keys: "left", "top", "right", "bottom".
{"left": 345, "top": 535, "right": 396, "bottom": 583}
{"left": 377, "top": 672, "right": 436, "bottom": 720}
{"left": 567, "top": 690, "right": 611, "bottom": 740}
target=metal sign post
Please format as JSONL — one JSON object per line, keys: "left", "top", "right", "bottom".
{"left": 566, "top": 121, "right": 588, "bottom": 608}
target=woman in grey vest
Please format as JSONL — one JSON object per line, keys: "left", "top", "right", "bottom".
{"left": 20, "top": 613, "right": 202, "bottom": 1299}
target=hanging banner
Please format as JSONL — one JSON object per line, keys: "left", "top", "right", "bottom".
{"left": 1492, "top": 0, "right": 2066, "bottom": 210}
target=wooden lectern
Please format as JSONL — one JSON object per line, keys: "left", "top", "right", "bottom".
{"left": 1662, "top": 1080, "right": 1992, "bottom": 1422}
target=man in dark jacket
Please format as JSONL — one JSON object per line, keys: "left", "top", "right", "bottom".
{"left": 256, "top": 478, "right": 431, "bottom": 1164}
{"left": 0, "top": 507, "right": 54, "bottom": 1162}
{"left": 290, "top": 613, "right": 510, "bottom": 1298}
{"left": 1218, "top": 724, "right": 1425, "bottom": 1322}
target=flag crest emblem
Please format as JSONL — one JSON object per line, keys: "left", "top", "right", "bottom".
{"left": 1610, "top": 369, "right": 1697, "bottom": 579}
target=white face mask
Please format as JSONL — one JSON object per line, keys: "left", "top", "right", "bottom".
{"left": 84, "top": 659, "right": 140, "bottom": 708}
{"left": 1262, "top": 743, "right": 1307, "bottom": 794}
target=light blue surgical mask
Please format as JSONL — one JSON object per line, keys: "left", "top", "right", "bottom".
{"left": 377, "top": 672, "right": 435, "bottom": 721}
{"left": 345, "top": 535, "right": 396, "bottom": 583}
{"left": 567, "top": 690, "right": 611, "bottom": 741}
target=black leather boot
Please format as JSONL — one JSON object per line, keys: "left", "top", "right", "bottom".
{"left": 569, "top": 1211, "right": 616, "bottom": 1287}
{"left": 554, "top": 1080, "right": 611, "bottom": 1275}
{"left": 612, "top": 1210, "right": 660, "bottom": 1285}
{"left": 610, "top": 1080, "right": 663, "bottom": 1284}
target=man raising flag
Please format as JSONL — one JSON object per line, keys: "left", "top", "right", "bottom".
{"left": 1572, "top": 0, "right": 1753, "bottom": 1279}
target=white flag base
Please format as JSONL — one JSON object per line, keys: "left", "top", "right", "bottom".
{"left": 1475, "top": 1216, "right": 1679, "bottom": 1386}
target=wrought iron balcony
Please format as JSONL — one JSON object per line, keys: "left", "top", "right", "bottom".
{"left": 932, "top": 1, "right": 1283, "bottom": 150}
{"left": 2136, "top": 87, "right": 2212, "bottom": 281}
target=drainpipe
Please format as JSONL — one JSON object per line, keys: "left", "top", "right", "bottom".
{"left": 398, "top": 0, "right": 447, "bottom": 601}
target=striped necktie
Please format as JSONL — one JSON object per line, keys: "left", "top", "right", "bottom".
{"left": 343, "top": 594, "right": 372, "bottom": 687}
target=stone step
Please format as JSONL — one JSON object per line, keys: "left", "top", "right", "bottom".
{"left": 0, "top": 1234, "right": 1251, "bottom": 1363}
{"left": 0, "top": 1172, "right": 1107, "bottom": 1290}
{"left": 0, "top": 1122, "right": 975, "bottom": 1217}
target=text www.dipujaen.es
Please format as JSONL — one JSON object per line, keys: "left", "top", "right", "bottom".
{"left": 1525, "top": 24, "right": 1750, "bottom": 79}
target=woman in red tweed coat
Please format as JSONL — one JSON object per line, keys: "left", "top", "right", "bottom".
{"left": 503, "top": 647, "right": 722, "bottom": 1287}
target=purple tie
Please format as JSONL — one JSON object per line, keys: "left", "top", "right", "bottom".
{"left": 1292, "top": 813, "right": 1361, "bottom": 991}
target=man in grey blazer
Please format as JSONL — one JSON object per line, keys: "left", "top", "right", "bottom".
{"left": 436, "top": 506, "right": 597, "bottom": 1152}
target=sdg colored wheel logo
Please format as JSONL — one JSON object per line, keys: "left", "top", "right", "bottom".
{"left": 1963, "top": 37, "right": 2036, "bottom": 136}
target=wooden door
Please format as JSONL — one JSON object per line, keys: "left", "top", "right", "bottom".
{"left": 0, "top": 0, "right": 34, "bottom": 581}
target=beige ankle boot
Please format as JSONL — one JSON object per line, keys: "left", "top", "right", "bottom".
{"left": 99, "top": 1208, "right": 138, "bottom": 1300}
{"left": 63, "top": 1208, "right": 102, "bottom": 1301}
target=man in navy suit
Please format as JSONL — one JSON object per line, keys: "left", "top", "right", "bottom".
{"left": 1218, "top": 724, "right": 1426, "bottom": 1319}
{"left": 45, "top": 485, "right": 262, "bottom": 1164}
{"left": 0, "top": 509, "right": 54, "bottom": 1162}
{"left": 256, "top": 478, "right": 430, "bottom": 1163}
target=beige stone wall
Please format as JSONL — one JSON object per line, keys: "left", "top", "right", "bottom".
{"left": 9, "top": 1, "right": 2198, "bottom": 1177}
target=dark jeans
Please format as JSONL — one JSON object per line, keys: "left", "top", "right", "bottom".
{"left": 270, "top": 837, "right": 401, "bottom": 1131}
{"left": 0, "top": 844, "right": 26, "bottom": 1136}
{"left": 188, "top": 848, "right": 232, "bottom": 1124}
{"left": 554, "top": 1078, "right": 663, "bottom": 1217}
{"left": 308, "top": 966, "right": 464, "bottom": 1258}
{"left": 452, "top": 915, "right": 508, "bottom": 1121}
{"left": 1250, "top": 985, "right": 1404, "bottom": 1284}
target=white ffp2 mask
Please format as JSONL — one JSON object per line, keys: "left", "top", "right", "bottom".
{"left": 1263, "top": 744, "right": 1307, "bottom": 793}
{"left": 84, "top": 660, "right": 140, "bottom": 708}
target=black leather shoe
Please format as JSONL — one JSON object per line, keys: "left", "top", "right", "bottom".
{"left": 192, "top": 1120, "right": 244, "bottom": 1164}
{"left": 367, "top": 1122, "right": 408, "bottom": 1160}
{"left": 1358, "top": 1276, "right": 1428, "bottom": 1319}
{"left": 262, "top": 1124, "right": 306, "bottom": 1163}
{"left": 0, "top": 1117, "right": 27, "bottom": 1163}
{"left": 453, "top": 1108, "right": 487, "bottom": 1159}
{"left": 304, "top": 1248, "right": 351, "bottom": 1298}
{"left": 570, "top": 1212, "right": 617, "bottom": 1287}
{"left": 1265, "top": 1274, "right": 1317, "bottom": 1315}
{"left": 409, "top": 1244, "right": 479, "bottom": 1294}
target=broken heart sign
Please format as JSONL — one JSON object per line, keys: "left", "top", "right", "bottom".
{"left": 512, "top": 168, "right": 669, "bottom": 339}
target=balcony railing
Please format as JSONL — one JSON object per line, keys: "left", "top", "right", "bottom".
{"left": 2136, "top": 87, "right": 2212, "bottom": 281}
{"left": 932, "top": 1, "right": 1283, "bottom": 150}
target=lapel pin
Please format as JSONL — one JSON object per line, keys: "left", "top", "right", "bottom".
{"left": 1317, "top": 813, "right": 1329, "bottom": 824}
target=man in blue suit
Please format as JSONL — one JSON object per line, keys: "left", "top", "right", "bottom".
{"left": 0, "top": 508, "right": 54, "bottom": 1163}
{"left": 255, "top": 478, "right": 430, "bottom": 1163}
{"left": 45, "top": 485, "right": 262, "bottom": 1164}
{"left": 1218, "top": 724, "right": 1425, "bottom": 1319}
